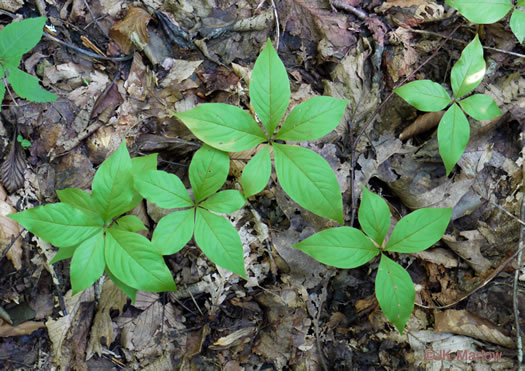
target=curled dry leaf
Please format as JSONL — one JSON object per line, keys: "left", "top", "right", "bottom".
{"left": 0, "top": 319, "right": 44, "bottom": 337}
{"left": 399, "top": 111, "right": 444, "bottom": 141}
{"left": 0, "top": 138, "right": 26, "bottom": 193}
{"left": 0, "top": 185, "right": 22, "bottom": 270}
{"left": 109, "top": 7, "right": 152, "bottom": 54}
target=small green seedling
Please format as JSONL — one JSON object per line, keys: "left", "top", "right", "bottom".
{"left": 174, "top": 39, "right": 348, "bottom": 224}
{"left": 17, "top": 134, "right": 31, "bottom": 148}
{"left": 9, "top": 142, "right": 176, "bottom": 302}
{"left": 294, "top": 187, "right": 451, "bottom": 333}
{"left": 0, "top": 17, "right": 56, "bottom": 109}
{"left": 134, "top": 144, "right": 247, "bottom": 278}
{"left": 447, "top": 0, "right": 525, "bottom": 43}
{"left": 394, "top": 34, "right": 501, "bottom": 175}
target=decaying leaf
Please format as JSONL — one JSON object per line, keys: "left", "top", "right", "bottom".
{"left": 0, "top": 319, "right": 44, "bottom": 337}
{"left": 442, "top": 232, "right": 492, "bottom": 274}
{"left": 0, "top": 184, "right": 22, "bottom": 270}
{"left": 109, "top": 7, "right": 152, "bottom": 54}
{"left": 0, "top": 137, "right": 26, "bottom": 193}
{"left": 399, "top": 111, "right": 444, "bottom": 140}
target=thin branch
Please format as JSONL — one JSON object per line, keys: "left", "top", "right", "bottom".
{"left": 82, "top": 0, "right": 109, "bottom": 38}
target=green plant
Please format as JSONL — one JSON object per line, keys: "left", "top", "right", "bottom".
{"left": 447, "top": 0, "right": 525, "bottom": 43}
{"left": 9, "top": 142, "right": 176, "bottom": 302}
{"left": 0, "top": 17, "right": 56, "bottom": 109}
{"left": 294, "top": 187, "right": 451, "bottom": 333}
{"left": 134, "top": 144, "right": 247, "bottom": 278}
{"left": 17, "top": 134, "right": 31, "bottom": 148}
{"left": 394, "top": 35, "right": 501, "bottom": 175}
{"left": 174, "top": 39, "right": 348, "bottom": 223}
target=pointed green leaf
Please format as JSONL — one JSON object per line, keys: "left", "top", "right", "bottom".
{"left": 200, "top": 190, "right": 245, "bottom": 214}
{"left": 394, "top": 80, "right": 451, "bottom": 112}
{"left": 0, "top": 79, "right": 5, "bottom": 111}
{"left": 0, "top": 17, "right": 48, "bottom": 58}
{"left": 250, "top": 39, "right": 290, "bottom": 136}
{"left": 70, "top": 231, "right": 105, "bottom": 295}
{"left": 194, "top": 208, "right": 246, "bottom": 277}
{"left": 358, "top": 187, "right": 391, "bottom": 245}
{"left": 132, "top": 153, "right": 158, "bottom": 172}
{"left": 134, "top": 170, "right": 193, "bottom": 208}
{"left": 241, "top": 145, "right": 271, "bottom": 197}
{"left": 105, "top": 228, "right": 177, "bottom": 292}
{"left": 276, "top": 97, "right": 348, "bottom": 141}
{"left": 92, "top": 142, "right": 135, "bottom": 221}
{"left": 56, "top": 188, "right": 99, "bottom": 215}
{"left": 5, "top": 65, "right": 56, "bottom": 103}
{"left": 511, "top": 7, "right": 525, "bottom": 44}
{"left": 293, "top": 227, "right": 379, "bottom": 268}
{"left": 116, "top": 215, "right": 147, "bottom": 232}
{"left": 273, "top": 143, "right": 343, "bottom": 223}
{"left": 189, "top": 145, "right": 230, "bottom": 203}
{"left": 9, "top": 203, "right": 102, "bottom": 248}
{"left": 174, "top": 104, "right": 266, "bottom": 152}
{"left": 375, "top": 254, "right": 415, "bottom": 334}
{"left": 50, "top": 245, "right": 76, "bottom": 264}
{"left": 446, "top": 0, "right": 512, "bottom": 24}
{"left": 437, "top": 104, "right": 470, "bottom": 175}
{"left": 106, "top": 268, "right": 136, "bottom": 302}
{"left": 450, "top": 35, "right": 485, "bottom": 99}
{"left": 152, "top": 209, "right": 195, "bottom": 255}
{"left": 385, "top": 208, "right": 451, "bottom": 253}
{"left": 458, "top": 94, "right": 501, "bottom": 120}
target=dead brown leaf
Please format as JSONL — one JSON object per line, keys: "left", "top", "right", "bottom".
{"left": 0, "top": 190, "right": 22, "bottom": 270}
{"left": 0, "top": 319, "right": 44, "bottom": 337}
{"left": 109, "top": 7, "right": 152, "bottom": 54}
{"left": 399, "top": 111, "right": 444, "bottom": 140}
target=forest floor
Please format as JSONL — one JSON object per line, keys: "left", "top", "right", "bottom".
{"left": 0, "top": 0, "right": 524, "bottom": 370}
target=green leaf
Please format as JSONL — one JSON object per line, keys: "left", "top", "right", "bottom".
{"left": 276, "top": 97, "right": 348, "bottom": 141}
{"left": 450, "top": 35, "right": 485, "bottom": 99}
{"left": 0, "top": 78, "right": 5, "bottom": 112}
{"left": 437, "top": 104, "right": 470, "bottom": 175}
{"left": 394, "top": 80, "right": 451, "bottom": 112}
{"left": 200, "top": 190, "right": 246, "bottom": 213}
{"left": 510, "top": 7, "right": 525, "bottom": 44}
{"left": 5, "top": 65, "right": 56, "bottom": 103}
{"left": 446, "top": 0, "right": 512, "bottom": 24}
{"left": 70, "top": 231, "right": 105, "bottom": 295}
{"left": 131, "top": 153, "right": 158, "bottom": 172}
{"left": 9, "top": 203, "right": 102, "bottom": 248}
{"left": 194, "top": 208, "right": 246, "bottom": 277}
{"left": 0, "top": 17, "right": 48, "bottom": 58}
{"left": 293, "top": 227, "right": 379, "bottom": 268}
{"left": 134, "top": 170, "right": 193, "bottom": 208}
{"left": 375, "top": 254, "right": 415, "bottom": 334}
{"left": 105, "top": 228, "right": 177, "bottom": 292}
{"left": 91, "top": 142, "right": 135, "bottom": 221}
{"left": 105, "top": 268, "right": 136, "bottom": 302}
{"left": 273, "top": 143, "right": 343, "bottom": 223}
{"left": 250, "top": 39, "right": 291, "bottom": 136}
{"left": 385, "top": 208, "right": 451, "bottom": 253}
{"left": 116, "top": 215, "right": 147, "bottom": 232}
{"left": 56, "top": 188, "right": 99, "bottom": 215}
{"left": 241, "top": 145, "right": 271, "bottom": 197}
{"left": 152, "top": 209, "right": 195, "bottom": 255}
{"left": 458, "top": 94, "right": 502, "bottom": 120}
{"left": 174, "top": 104, "right": 266, "bottom": 152}
{"left": 358, "top": 187, "right": 391, "bottom": 245}
{"left": 50, "top": 245, "right": 76, "bottom": 264}
{"left": 189, "top": 145, "right": 230, "bottom": 203}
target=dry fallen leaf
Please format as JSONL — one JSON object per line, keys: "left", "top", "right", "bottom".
{"left": 399, "top": 111, "right": 444, "bottom": 140}
{"left": 109, "top": 7, "right": 152, "bottom": 54}
{"left": 0, "top": 186, "right": 22, "bottom": 270}
{"left": 0, "top": 319, "right": 44, "bottom": 337}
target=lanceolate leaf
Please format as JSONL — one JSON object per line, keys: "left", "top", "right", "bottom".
{"left": 0, "top": 17, "right": 48, "bottom": 58}
{"left": 446, "top": 0, "right": 512, "bottom": 24}
{"left": 375, "top": 254, "right": 415, "bottom": 334}
{"left": 194, "top": 208, "right": 246, "bottom": 277}
{"left": 273, "top": 143, "right": 343, "bottom": 223}
{"left": 394, "top": 80, "right": 451, "bottom": 112}
{"left": 105, "top": 267, "right": 137, "bottom": 302}
{"left": 200, "top": 190, "right": 246, "bottom": 214}
{"left": 91, "top": 142, "right": 135, "bottom": 221}
{"left": 189, "top": 145, "right": 230, "bottom": 203}
{"left": 9, "top": 203, "right": 102, "bottom": 248}
{"left": 276, "top": 96, "right": 348, "bottom": 141}
{"left": 5, "top": 64, "right": 57, "bottom": 103}
{"left": 115, "top": 215, "right": 147, "bottom": 232}
{"left": 250, "top": 39, "right": 290, "bottom": 136}
{"left": 105, "top": 228, "right": 177, "bottom": 292}
{"left": 174, "top": 104, "right": 266, "bottom": 152}
{"left": 241, "top": 145, "right": 271, "bottom": 197}
{"left": 50, "top": 245, "right": 76, "bottom": 264}
{"left": 134, "top": 170, "right": 193, "bottom": 208}
{"left": 385, "top": 208, "right": 451, "bottom": 253}
{"left": 131, "top": 153, "right": 158, "bottom": 172}
{"left": 56, "top": 188, "right": 99, "bottom": 215}
{"left": 293, "top": 227, "right": 379, "bottom": 268}
{"left": 70, "top": 231, "right": 105, "bottom": 294}
{"left": 510, "top": 7, "right": 525, "bottom": 44}
{"left": 450, "top": 35, "right": 485, "bottom": 99}
{"left": 437, "top": 104, "right": 470, "bottom": 175}
{"left": 358, "top": 187, "right": 391, "bottom": 245}
{"left": 152, "top": 209, "right": 195, "bottom": 255}
{"left": 458, "top": 94, "right": 501, "bottom": 120}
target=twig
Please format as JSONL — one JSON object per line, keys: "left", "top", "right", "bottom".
{"left": 82, "top": 0, "right": 109, "bottom": 38}
{"left": 0, "top": 228, "right": 24, "bottom": 260}
{"left": 256, "top": 0, "right": 280, "bottom": 49}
